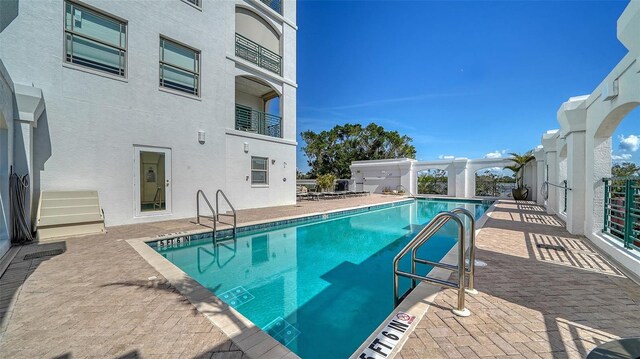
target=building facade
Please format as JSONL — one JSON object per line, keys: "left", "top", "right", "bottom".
{"left": 0, "top": 0, "right": 297, "bottom": 255}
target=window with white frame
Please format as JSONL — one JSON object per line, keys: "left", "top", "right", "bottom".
{"left": 251, "top": 157, "right": 268, "bottom": 185}
{"left": 64, "top": 1, "right": 127, "bottom": 77}
{"left": 159, "top": 37, "right": 200, "bottom": 96}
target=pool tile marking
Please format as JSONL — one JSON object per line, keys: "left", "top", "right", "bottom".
{"left": 218, "top": 286, "right": 255, "bottom": 308}
{"left": 264, "top": 317, "right": 301, "bottom": 346}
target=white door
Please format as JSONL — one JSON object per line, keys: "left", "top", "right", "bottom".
{"left": 134, "top": 146, "right": 172, "bottom": 216}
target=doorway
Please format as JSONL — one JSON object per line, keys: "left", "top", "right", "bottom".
{"left": 134, "top": 146, "right": 171, "bottom": 216}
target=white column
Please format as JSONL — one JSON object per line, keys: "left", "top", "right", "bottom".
{"left": 542, "top": 131, "right": 560, "bottom": 214}
{"left": 453, "top": 159, "right": 467, "bottom": 198}
{"left": 534, "top": 148, "right": 545, "bottom": 205}
{"left": 557, "top": 96, "right": 588, "bottom": 234}
{"left": 565, "top": 130, "right": 587, "bottom": 234}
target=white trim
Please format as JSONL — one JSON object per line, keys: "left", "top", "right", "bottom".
{"left": 133, "top": 146, "right": 172, "bottom": 218}
{"left": 227, "top": 54, "right": 297, "bottom": 88}
{"left": 158, "top": 86, "right": 202, "bottom": 101}
{"left": 225, "top": 128, "right": 297, "bottom": 146}
{"left": 62, "top": 63, "right": 129, "bottom": 83}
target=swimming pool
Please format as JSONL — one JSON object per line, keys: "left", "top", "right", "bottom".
{"left": 150, "top": 199, "right": 491, "bottom": 358}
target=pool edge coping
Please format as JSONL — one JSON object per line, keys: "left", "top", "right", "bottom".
{"left": 126, "top": 196, "right": 417, "bottom": 359}
{"left": 348, "top": 199, "right": 500, "bottom": 359}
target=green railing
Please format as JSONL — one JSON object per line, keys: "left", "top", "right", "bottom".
{"left": 235, "top": 104, "right": 282, "bottom": 138}
{"left": 603, "top": 177, "right": 640, "bottom": 251}
{"left": 259, "top": 0, "right": 282, "bottom": 14}
{"left": 235, "top": 33, "right": 282, "bottom": 75}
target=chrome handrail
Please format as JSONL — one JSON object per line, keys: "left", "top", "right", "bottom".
{"left": 216, "top": 189, "right": 237, "bottom": 236}
{"left": 196, "top": 190, "right": 217, "bottom": 237}
{"left": 393, "top": 207, "right": 477, "bottom": 317}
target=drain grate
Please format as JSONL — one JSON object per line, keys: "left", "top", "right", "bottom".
{"left": 23, "top": 249, "right": 65, "bottom": 260}
{"left": 536, "top": 243, "right": 566, "bottom": 251}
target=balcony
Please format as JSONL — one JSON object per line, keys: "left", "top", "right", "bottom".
{"left": 259, "top": 0, "right": 282, "bottom": 14}
{"left": 235, "top": 33, "right": 282, "bottom": 75}
{"left": 235, "top": 104, "right": 282, "bottom": 138}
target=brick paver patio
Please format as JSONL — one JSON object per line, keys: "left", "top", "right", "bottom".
{"left": 1, "top": 198, "right": 639, "bottom": 358}
{"left": 398, "top": 201, "right": 640, "bottom": 359}
{"left": 0, "top": 195, "right": 402, "bottom": 359}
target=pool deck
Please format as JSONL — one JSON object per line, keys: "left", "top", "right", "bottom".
{"left": 397, "top": 201, "right": 640, "bottom": 359}
{"left": 0, "top": 198, "right": 638, "bottom": 358}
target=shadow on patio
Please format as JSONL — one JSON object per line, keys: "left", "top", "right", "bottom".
{"left": 400, "top": 201, "right": 640, "bottom": 359}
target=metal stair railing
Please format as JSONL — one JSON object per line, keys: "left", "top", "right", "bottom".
{"left": 393, "top": 207, "right": 477, "bottom": 317}
{"left": 196, "top": 190, "right": 217, "bottom": 237}
{"left": 216, "top": 189, "right": 237, "bottom": 237}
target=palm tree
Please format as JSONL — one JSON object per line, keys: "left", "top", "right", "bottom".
{"left": 504, "top": 151, "right": 534, "bottom": 199}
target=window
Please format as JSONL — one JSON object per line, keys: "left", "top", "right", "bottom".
{"left": 159, "top": 37, "right": 200, "bottom": 96}
{"left": 183, "top": 0, "right": 201, "bottom": 7}
{"left": 64, "top": 1, "right": 127, "bottom": 76}
{"left": 251, "top": 157, "right": 268, "bottom": 185}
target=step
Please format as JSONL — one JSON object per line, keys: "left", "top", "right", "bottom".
{"left": 36, "top": 191, "right": 105, "bottom": 240}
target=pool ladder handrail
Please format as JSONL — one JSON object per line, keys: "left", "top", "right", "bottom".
{"left": 196, "top": 190, "right": 217, "bottom": 237}
{"left": 393, "top": 207, "right": 477, "bottom": 317}
{"left": 216, "top": 189, "right": 237, "bottom": 236}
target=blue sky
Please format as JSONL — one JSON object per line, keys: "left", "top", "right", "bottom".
{"left": 295, "top": 0, "right": 639, "bottom": 173}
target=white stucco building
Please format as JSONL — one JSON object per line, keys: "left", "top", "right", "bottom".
{"left": 0, "top": 0, "right": 298, "bottom": 257}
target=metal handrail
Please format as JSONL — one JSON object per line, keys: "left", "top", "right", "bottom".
{"left": 196, "top": 190, "right": 217, "bottom": 237}
{"left": 235, "top": 33, "right": 282, "bottom": 75}
{"left": 545, "top": 180, "right": 572, "bottom": 190}
{"left": 396, "top": 185, "right": 416, "bottom": 198}
{"left": 235, "top": 104, "right": 282, "bottom": 138}
{"left": 216, "top": 189, "right": 237, "bottom": 236}
{"left": 393, "top": 208, "right": 477, "bottom": 317}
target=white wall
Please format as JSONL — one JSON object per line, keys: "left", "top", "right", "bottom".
{"left": 537, "top": 1, "right": 640, "bottom": 279}
{"left": 351, "top": 157, "right": 521, "bottom": 199}
{"left": 0, "top": 60, "right": 14, "bottom": 258}
{"left": 0, "top": 0, "right": 297, "bottom": 226}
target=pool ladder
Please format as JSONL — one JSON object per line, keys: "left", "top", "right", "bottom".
{"left": 393, "top": 207, "right": 477, "bottom": 317}
{"left": 196, "top": 189, "right": 237, "bottom": 237}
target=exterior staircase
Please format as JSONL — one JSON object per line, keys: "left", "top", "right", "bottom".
{"left": 36, "top": 191, "right": 105, "bottom": 240}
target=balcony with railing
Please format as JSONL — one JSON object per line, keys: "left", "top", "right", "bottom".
{"left": 603, "top": 177, "right": 640, "bottom": 252}
{"left": 235, "top": 104, "right": 282, "bottom": 138}
{"left": 235, "top": 33, "right": 282, "bottom": 75}
{"left": 259, "top": 0, "right": 282, "bottom": 14}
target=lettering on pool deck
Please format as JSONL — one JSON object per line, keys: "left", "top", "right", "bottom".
{"left": 357, "top": 312, "right": 415, "bottom": 359}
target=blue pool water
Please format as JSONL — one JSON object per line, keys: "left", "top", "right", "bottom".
{"left": 152, "top": 199, "right": 490, "bottom": 358}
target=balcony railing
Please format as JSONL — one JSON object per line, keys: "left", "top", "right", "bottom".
{"left": 235, "top": 33, "right": 282, "bottom": 75}
{"left": 259, "top": 0, "right": 282, "bottom": 14}
{"left": 603, "top": 177, "right": 640, "bottom": 251}
{"left": 235, "top": 104, "right": 282, "bottom": 138}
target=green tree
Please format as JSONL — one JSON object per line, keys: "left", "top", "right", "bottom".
{"left": 417, "top": 169, "right": 447, "bottom": 195}
{"left": 301, "top": 123, "right": 416, "bottom": 178}
{"left": 504, "top": 151, "right": 534, "bottom": 189}
{"left": 612, "top": 162, "right": 640, "bottom": 177}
